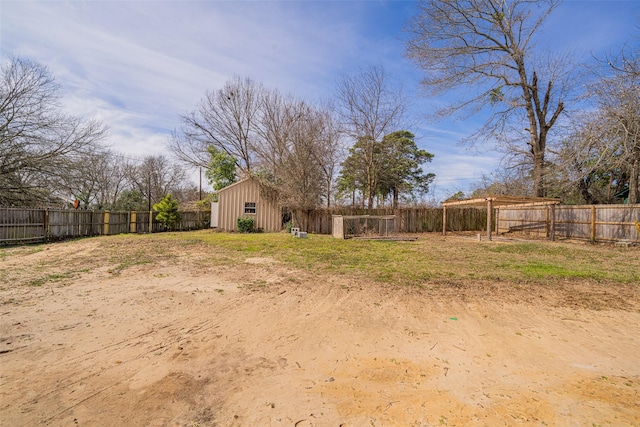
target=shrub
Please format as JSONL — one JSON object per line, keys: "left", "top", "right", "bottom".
{"left": 237, "top": 216, "right": 255, "bottom": 233}
{"left": 285, "top": 220, "right": 294, "bottom": 233}
{"left": 153, "top": 194, "right": 181, "bottom": 230}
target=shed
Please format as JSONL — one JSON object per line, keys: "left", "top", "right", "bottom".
{"left": 213, "top": 178, "right": 283, "bottom": 232}
{"left": 441, "top": 196, "right": 561, "bottom": 241}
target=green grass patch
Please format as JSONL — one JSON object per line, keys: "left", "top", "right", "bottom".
{"left": 178, "top": 231, "right": 639, "bottom": 286}
{"left": 10, "top": 231, "right": 638, "bottom": 288}
{"left": 514, "top": 261, "right": 601, "bottom": 279}
{"left": 28, "top": 271, "right": 76, "bottom": 287}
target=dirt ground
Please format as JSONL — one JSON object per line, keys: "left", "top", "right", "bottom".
{"left": 1, "top": 236, "right": 639, "bottom": 426}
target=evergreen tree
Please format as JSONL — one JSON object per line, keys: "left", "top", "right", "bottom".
{"left": 153, "top": 194, "right": 181, "bottom": 230}
{"left": 338, "top": 131, "right": 435, "bottom": 208}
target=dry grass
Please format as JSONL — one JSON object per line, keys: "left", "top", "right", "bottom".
{"left": 1, "top": 230, "right": 638, "bottom": 310}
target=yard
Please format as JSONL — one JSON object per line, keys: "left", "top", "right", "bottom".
{"left": 1, "top": 231, "right": 639, "bottom": 426}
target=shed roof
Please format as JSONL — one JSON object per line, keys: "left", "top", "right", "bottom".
{"left": 214, "top": 177, "right": 254, "bottom": 194}
{"left": 441, "top": 195, "right": 561, "bottom": 208}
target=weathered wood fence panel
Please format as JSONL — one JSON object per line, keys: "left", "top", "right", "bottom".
{"left": 176, "top": 210, "right": 211, "bottom": 231}
{"left": 556, "top": 206, "right": 591, "bottom": 240}
{"left": 0, "top": 208, "right": 211, "bottom": 245}
{"left": 498, "top": 204, "right": 639, "bottom": 242}
{"left": 498, "top": 207, "right": 547, "bottom": 236}
{"left": 48, "top": 210, "right": 95, "bottom": 239}
{"left": 0, "top": 208, "right": 46, "bottom": 243}
{"left": 290, "top": 207, "right": 487, "bottom": 235}
{"left": 7, "top": 204, "right": 633, "bottom": 244}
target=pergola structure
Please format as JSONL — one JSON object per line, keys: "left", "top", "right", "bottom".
{"left": 441, "top": 196, "right": 561, "bottom": 241}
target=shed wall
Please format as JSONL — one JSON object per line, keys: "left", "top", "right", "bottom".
{"left": 217, "top": 179, "right": 282, "bottom": 232}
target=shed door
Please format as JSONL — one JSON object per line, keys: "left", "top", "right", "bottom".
{"left": 210, "top": 202, "right": 219, "bottom": 228}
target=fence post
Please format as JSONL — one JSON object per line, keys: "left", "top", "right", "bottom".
{"left": 591, "top": 206, "right": 596, "bottom": 242}
{"left": 487, "top": 199, "right": 493, "bottom": 241}
{"left": 130, "top": 211, "right": 137, "bottom": 233}
{"left": 44, "top": 208, "right": 50, "bottom": 242}
{"left": 104, "top": 211, "right": 110, "bottom": 235}
{"left": 549, "top": 204, "right": 556, "bottom": 241}
{"left": 442, "top": 206, "right": 447, "bottom": 236}
{"left": 545, "top": 207, "right": 550, "bottom": 238}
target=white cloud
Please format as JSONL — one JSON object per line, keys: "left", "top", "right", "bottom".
{"left": 2, "top": 0, "right": 638, "bottom": 200}
{"left": 2, "top": 1, "right": 375, "bottom": 161}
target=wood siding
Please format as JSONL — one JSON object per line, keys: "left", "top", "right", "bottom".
{"left": 216, "top": 179, "right": 282, "bottom": 232}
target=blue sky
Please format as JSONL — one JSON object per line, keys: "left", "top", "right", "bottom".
{"left": 1, "top": 0, "right": 639, "bottom": 202}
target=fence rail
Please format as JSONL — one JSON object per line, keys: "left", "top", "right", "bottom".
{"left": 0, "top": 208, "right": 210, "bottom": 245}
{"left": 498, "top": 204, "right": 640, "bottom": 243}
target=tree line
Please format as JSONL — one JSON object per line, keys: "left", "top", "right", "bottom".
{"left": 2, "top": 0, "right": 638, "bottom": 208}
{"left": 1, "top": 57, "right": 435, "bottom": 210}
{"left": 0, "top": 57, "right": 200, "bottom": 209}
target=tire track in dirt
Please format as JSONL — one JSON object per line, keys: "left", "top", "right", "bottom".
{"left": 2, "top": 238, "right": 640, "bottom": 426}
{"left": 1, "top": 262, "right": 245, "bottom": 426}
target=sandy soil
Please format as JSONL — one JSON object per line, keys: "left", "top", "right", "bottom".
{"left": 1, "top": 237, "right": 639, "bottom": 426}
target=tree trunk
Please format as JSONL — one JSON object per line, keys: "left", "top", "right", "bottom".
{"left": 326, "top": 181, "right": 331, "bottom": 209}
{"left": 578, "top": 177, "right": 595, "bottom": 205}
{"left": 532, "top": 150, "right": 546, "bottom": 197}
{"left": 629, "top": 149, "right": 640, "bottom": 204}
{"left": 522, "top": 71, "right": 563, "bottom": 198}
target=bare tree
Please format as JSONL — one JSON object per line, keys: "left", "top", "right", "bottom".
{"left": 0, "top": 56, "right": 108, "bottom": 206}
{"left": 56, "top": 150, "right": 132, "bottom": 209}
{"left": 470, "top": 163, "right": 533, "bottom": 198}
{"left": 253, "top": 95, "right": 325, "bottom": 210}
{"left": 253, "top": 89, "right": 299, "bottom": 180}
{"left": 555, "top": 45, "right": 640, "bottom": 204}
{"left": 255, "top": 93, "right": 344, "bottom": 209}
{"left": 128, "top": 155, "right": 188, "bottom": 210}
{"left": 336, "top": 65, "right": 407, "bottom": 208}
{"left": 406, "top": 0, "right": 568, "bottom": 197}
{"left": 173, "top": 77, "right": 345, "bottom": 210}
{"left": 600, "top": 47, "right": 640, "bottom": 204}
{"left": 313, "top": 106, "right": 344, "bottom": 208}
{"left": 170, "top": 76, "right": 263, "bottom": 173}
{"left": 278, "top": 102, "right": 326, "bottom": 210}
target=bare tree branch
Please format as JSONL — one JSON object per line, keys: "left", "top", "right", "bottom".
{"left": 405, "top": 0, "right": 568, "bottom": 196}
{"left": 0, "top": 56, "right": 108, "bottom": 206}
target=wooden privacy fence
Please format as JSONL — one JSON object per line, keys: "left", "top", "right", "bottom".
{"left": 498, "top": 204, "right": 640, "bottom": 243}
{"left": 0, "top": 208, "right": 210, "bottom": 245}
{"left": 290, "top": 207, "right": 487, "bottom": 235}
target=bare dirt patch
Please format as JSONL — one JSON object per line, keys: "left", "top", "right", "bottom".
{"left": 1, "top": 235, "right": 639, "bottom": 426}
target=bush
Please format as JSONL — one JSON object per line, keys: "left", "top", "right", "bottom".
{"left": 237, "top": 216, "right": 255, "bottom": 233}
{"left": 153, "top": 194, "right": 181, "bottom": 230}
{"left": 285, "top": 220, "right": 294, "bottom": 233}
